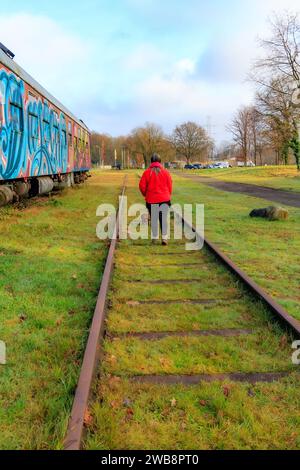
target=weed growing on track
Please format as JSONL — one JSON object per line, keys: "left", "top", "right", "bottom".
{"left": 103, "top": 331, "right": 294, "bottom": 376}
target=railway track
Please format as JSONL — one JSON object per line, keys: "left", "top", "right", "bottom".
{"left": 64, "top": 174, "right": 300, "bottom": 450}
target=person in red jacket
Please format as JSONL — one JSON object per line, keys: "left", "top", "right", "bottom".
{"left": 139, "top": 154, "right": 173, "bottom": 245}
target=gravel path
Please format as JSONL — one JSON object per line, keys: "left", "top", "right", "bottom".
{"left": 181, "top": 174, "right": 300, "bottom": 208}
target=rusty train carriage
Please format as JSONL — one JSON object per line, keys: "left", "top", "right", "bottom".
{"left": 0, "top": 45, "right": 91, "bottom": 205}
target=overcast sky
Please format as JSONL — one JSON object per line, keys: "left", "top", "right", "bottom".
{"left": 0, "top": 0, "right": 299, "bottom": 143}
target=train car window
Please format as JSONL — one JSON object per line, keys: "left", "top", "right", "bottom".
{"left": 10, "top": 101, "right": 24, "bottom": 132}
{"left": 53, "top": 121, "right": 59, "bottom": 145}
{"left": 53, "top": 111, "right": 59, "bottom": 130}
{"left": 28, "top": 111, "right": 39, "bottom": 139}
{"left": 68, "top": 122, "right": 73, "bottom": 147}
{"left": 76, "top": 127, "right": 80, "bottom": 149}
{"left": 62, "top": 130, "right": 67, "bottom": 147}
{"left": 43, "top": 120, "right": 50, "bottom": 143}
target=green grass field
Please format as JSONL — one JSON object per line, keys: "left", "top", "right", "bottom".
{"left": 0, "top": 171, "right": 124, "bottom": 449}
{"left": 190, "top": 165, "right": 300, "bottom": 192}
{"left": 1, "top": 168, "right": 299, "bottom": 450}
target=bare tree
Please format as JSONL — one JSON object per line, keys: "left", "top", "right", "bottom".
{"left": 255, "top": 12, "right": 300, "bottom": 85}
{"left": 90, "top": 132, "right": 115, "bottom": 165}
{"left": 129, "top": 122, "right": 165, "bottom": 167}
{"left": 251, "top": 12, "right": 300, "bottom": 169}
{"left": 255, "top": 76, "right": 296, "bottom": 164}
{"left": 216, "top": 141, "right": 239, "bottom": 162}
{"left": 171, "top": 122, "right": 211, "bottom": 164}
{"left": 247, "top": 106, "right": 266, "bottom": 165}
{"left": 227, "top": 107, "right": 253, "bottom": 163}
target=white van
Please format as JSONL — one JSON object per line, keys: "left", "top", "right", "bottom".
{"left": 215, "top": 162, "right": 230, "bottom": 169}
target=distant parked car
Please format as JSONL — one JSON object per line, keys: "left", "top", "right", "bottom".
{"left": 184, "top": 164, "right": 195, "bottom": 170}
{"left": 213, "top": 162, "right": 230, "bottom": 169}
{"left": 219, "top": 162, "right": 230, "bottom": 169}
{"left": 193, "top": 164, "right": 203, "bottom": 170}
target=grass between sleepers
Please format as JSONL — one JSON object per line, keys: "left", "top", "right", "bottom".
{"left": 85, "top": 375, "right": 300, "bottom": 450}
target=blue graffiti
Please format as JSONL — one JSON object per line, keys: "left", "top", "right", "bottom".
{"left": 28, "top": 98, "right": 68, "bottom": 176}
{"left": 0, "top": 68, "right": 68, "bottom": 180}
{"left": 0, "top": 70, "right": 26, "bottom": 179}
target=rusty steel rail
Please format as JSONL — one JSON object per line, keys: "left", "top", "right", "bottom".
{"left": 64, "top": 177, "right": 127, "bottom": 451}
{"left": 180, "top": 212, "right": 300, "bottom": 337}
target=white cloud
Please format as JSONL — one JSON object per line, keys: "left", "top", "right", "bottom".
{"left": 261, "top": 0, "right": 299, "bottom": 13}
{"left": 174, "top": 59, "right": 196, "bottom": 76}
{"left": 0, "top": 13, "right": 94, "bottom": 112}
{"left": 135, "top": 71, "right": 253, "bottom": 140}
{"left": 124, "top": 44, "right": 166, "bottom": 71}
{"left": 123, "top": 46, "right": 197, "bottom": 80}
{"left": 197, "top": 35, "right": 256, "bottom": 83}
{"left": 110, "top": 0, "right": 300, "bottom": 140}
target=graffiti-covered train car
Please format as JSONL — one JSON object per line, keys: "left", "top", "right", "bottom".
{"left": 0, "top": 43, "right": 91, "bottom": 206}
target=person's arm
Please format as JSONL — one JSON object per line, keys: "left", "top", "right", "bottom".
{"left": 167, "top": 171, "right": 173, "bottom": 197}
{"left": 139, "top": 171, "right": 148, "bottom": 197}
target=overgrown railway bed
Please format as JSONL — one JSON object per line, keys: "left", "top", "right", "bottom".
{"left": 65, "top": 174, "right": 300, "bottom": 451}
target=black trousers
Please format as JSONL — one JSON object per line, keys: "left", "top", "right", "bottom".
{"left": 146, "top": 201, "right": 171, "bottom": 239}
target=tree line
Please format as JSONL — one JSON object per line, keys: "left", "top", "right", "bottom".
{"left": 91, "top": 121, "right": 214, "bottom": 167}
{"left": 228, "top": 12, "right": 300, "bottom": 169}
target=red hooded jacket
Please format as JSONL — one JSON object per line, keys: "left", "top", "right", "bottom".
{"left": 139, "top": 162, "right": 173, "bottom": 204}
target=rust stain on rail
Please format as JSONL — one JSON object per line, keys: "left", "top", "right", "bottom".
{"left": 64, "top": 177, "right": 127, "bottom": 451}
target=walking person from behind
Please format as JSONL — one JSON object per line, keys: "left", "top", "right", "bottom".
{"left": 139, "top": 154, "right": 173, "bottom": 246}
